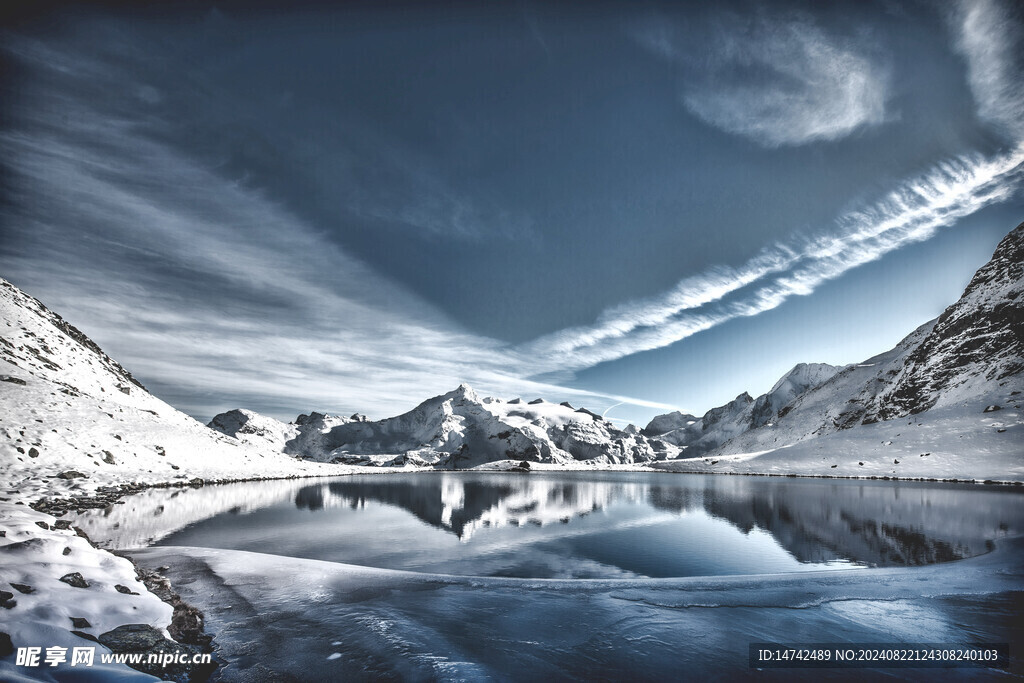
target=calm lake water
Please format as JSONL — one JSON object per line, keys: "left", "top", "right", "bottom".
{"left": 141, "top": 472, "right": 1023, "bottom": 579}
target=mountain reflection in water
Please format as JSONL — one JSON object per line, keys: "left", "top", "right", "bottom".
{"left": 295, "top": 474, "right": 1018, "bottom": 567}
{"left": 73, "top": 472, "right": 1021, "bottom": 578}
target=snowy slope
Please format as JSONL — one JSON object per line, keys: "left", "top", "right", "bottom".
{"left": 655, "top": 221, "right": 1024, "bottom": 480}
{"left": 0, "top": 278, "right": 341, "bottom": 500}
{"left": 211, "top": 386, "right": 680, "bottom": 468}
{"left": 644, "top": 363, "right": 841, "bottom": 456}
{"left": 869, "top": 221, "right": 1024, "bottom": 419}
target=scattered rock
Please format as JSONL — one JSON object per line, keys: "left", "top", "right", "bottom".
{"left": 115, "top": 584, "right": 139, "bottom": 595}
{"left": 27, "top": 447, "right": 38, "bottom": 458}
{"left": 0, "top": 632, "right": 12, "bottom": 658}
{"left": 998, "top": 428, "right": 1007, "bottom": 433}
{"left": 103, "top": 451, "right": 116, "bottom": 464}
{"left": 71, "top": 630, "right": 99, "bottom": 643}
{"left": 56, "top": 470, "right": 88, "bottom": 480}
{"left": 983, "top": 405, "right": 1002, "bottom": 413}
{"left": 830, "top": 465, "right": 838, "bottom": 468}
{"left": 70, "top": 617, "right": 91, "bottom": 629}
{"left": 0, "top": 375, "right": 27, "bottom": 385}
{"left": 54, "top": 519, "right": 72, "bottom": 530}
{"left": 98, "top": 624, "right": 210, "bottom": 679}
{"left": 98, "top": 624, "right": 168, "bottom": 651}
{"left": 528, "top": 398, "right": 544, "bottom": 405}
{"left": 858, "top": 462, "right": 864, "bottom": 466}
{"left": 10, "top": 583, "right": 34, "bottom": 594}
{"left": 0, "top": 591, "right": 16, "bottom": 609}
{"left": 170, "top": 604, "right": 207, "bottom": 645}
{"left": 894, "top": 459, "right": 900, "bottom": 464}
{"left": 59, "top": 572, "right": 89, "bottom": 588}
{"left": 63, "top": 547, "right": 72, "bottom": 556}
{"left": 34, "top": 521, "right": 49, "bottom": 530}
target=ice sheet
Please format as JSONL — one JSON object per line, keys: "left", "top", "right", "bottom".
{"left": 129, "top": 534, "right": 1024, "bottom": 681}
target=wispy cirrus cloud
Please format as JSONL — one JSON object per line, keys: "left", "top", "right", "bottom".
{"left": 949, "top": 0, "right": 1024, "bottom": 140}
{"left": 634, "top": 13, "right": 891, "bottom": 147}
{"left": 0, "top": 35, "right": 667, "bottom": 421}
{"left": 520, "top": 145, "right": 1024, "bottom": 372}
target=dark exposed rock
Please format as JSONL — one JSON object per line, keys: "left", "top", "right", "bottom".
{"left": 35, "top": 521, "right": 49, "bottom": 530}
{"left": 27, "top": 447, "right": 38, "bottom": 457}
{"left": 115, "top": 584, "right": 139, "bottom": 595}
{"left": 0, "top": 590, "right": 16, "bottom": 609}
{"left": 59, "top": 572, "right": 89, "bottom": 588}
{"left": 99, "top": 624, "right": 208, "bottom": 680}
{"left": 528, "top": 398, "right": 544, "bottom": 405}
{"left": 56, "top": 470, "right": 88, "bottom": 480}
{"left": 70, "top": 617, "right": 91, "bottom": 629}
{"left": 983, "top": 405, "right": 1002, "bottom": 413}
{"left": 71, "top": 630, "right": 99, "bottom": 643}
{"left": 10, "top": 583, "right": 33, "bottom": 594}
{"left": 0, "top": 632, "right": 12, "bottom": 658}
{"left": 871, "top": 223, "right": 1024, "bottom": 420}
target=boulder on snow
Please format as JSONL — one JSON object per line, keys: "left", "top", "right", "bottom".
{"left": 56, "top": 470, "right": 88, "bottom": 480}
{"left": 59, "top": 572, "right": 89, "bottom": 588}
{"left": 983, "top": 405, "right": 1002, "bottom": 413}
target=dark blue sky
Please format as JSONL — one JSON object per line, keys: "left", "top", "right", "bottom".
{"left": 2, "top": 0, "right": 1023, "bottom": 425}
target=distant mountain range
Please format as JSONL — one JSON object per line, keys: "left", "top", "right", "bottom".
{"left": 208, "top": 223, "right": 1023, "bottom": 474}
{"left": 2, "top": 223, "right": 1021, "bottom": 486}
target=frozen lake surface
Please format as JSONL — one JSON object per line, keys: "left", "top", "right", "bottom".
{"left": 72, "top": 473, "right": 1024, "bottom": 680}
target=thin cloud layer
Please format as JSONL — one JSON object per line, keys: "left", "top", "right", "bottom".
{"left": 522, "top": 146, "right": 1024, "bottom": 371}
{"left": 951, "top": 0, "right": 1024, "bottom": 140}
{"left": 0, "top": 36, "right": 671, "bottom": 421}
{"left": 636, "top": 13, "right": 891, "bottom": 147}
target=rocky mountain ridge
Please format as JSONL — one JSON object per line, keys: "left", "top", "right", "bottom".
{"left": 210, "top": 384, "right": 679, "bottom": 468}
{"left": 658, "top": 221, "right": 1024, "bottom": 461}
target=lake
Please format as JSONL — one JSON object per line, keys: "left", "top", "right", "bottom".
{"left": 76, "top": 472, "right": 1024, "bottom": 681}
{"left": 79, "top": 472, "right": 1023, "bottom": 579}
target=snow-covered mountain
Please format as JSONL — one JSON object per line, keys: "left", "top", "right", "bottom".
{"left": 643, "top": 362, "right": 841, "bottom": 456}
{"left": 653, "top": 222, "right": 1024, "bottom": 480}
{"left": 0, "top": 278, "right": 336, "bottom": 500}
{"left": 210, "top": 385, "right": 679, "bottom": 468}
{"left": 868, "top": 221, "right": 1024, "bottom": 421}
